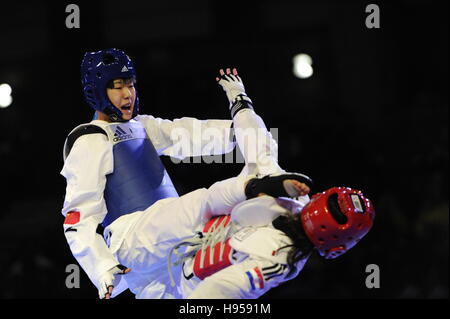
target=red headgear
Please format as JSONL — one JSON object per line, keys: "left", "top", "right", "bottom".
{"left": 300, "top": 187, "right": 375, "bottom": 259}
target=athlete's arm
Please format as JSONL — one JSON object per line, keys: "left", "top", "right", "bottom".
{"left": 61, "top": 134, "right": 130, "bottom": 298}
{"left": 136, "top": 115, "right": 235, "bottom": 159}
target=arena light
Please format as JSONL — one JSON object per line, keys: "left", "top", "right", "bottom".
{"left": 0, "top": 83, "right": 13, "bottom": 108}
{"left": 293, "top": 54, "right": 313, "bottom": 79}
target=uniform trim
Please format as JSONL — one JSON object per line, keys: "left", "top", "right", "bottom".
{"left": 245, "top": 267, "right": 265, "bottom": 290}
{"left": 64, "top": 125, "right": 107, "bottom": 159}
{"left": 262, "top": 264, "right": 287, "bottom": 281}
{"left": 230, "top": 99, "right": 253, "bottom": 118}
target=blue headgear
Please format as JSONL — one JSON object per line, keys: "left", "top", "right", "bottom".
{"left": 80, "top": 48, "right": 140, "bottom": 122}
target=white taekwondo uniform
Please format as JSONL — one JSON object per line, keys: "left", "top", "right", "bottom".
{"left": 106, "top": 110, "right": 310, "bottom": 298}
{"left": 60, "top": 115, "right": 234, "bottom": 297}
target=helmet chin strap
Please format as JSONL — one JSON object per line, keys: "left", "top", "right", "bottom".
{"left": 104, "top": 103, "right": 134, "bottom": 123}
{"left": 107, "top": 112, "right": 129, "bottom": 123}
{"left": 103, "top": 95, "right": 139, "bottom": 123}
{"left": 108, "top": 111, "right": 138, "bottom": 123}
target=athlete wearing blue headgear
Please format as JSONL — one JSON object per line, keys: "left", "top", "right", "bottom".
{"left": 80, "top": 48, "right": 140, "bottom": 122}
{"left": 60, "top": 48, "right": 238, "bottom": 299}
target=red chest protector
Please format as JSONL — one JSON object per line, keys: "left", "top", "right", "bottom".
{"left": 193, "top": 215, "right": 234, "bottom": 280}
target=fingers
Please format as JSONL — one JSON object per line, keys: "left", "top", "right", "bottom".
{"left": 123, "top": 268, "right": 132, "bottom": 274}
{"left": 282, "top": 179, "right": 311, "bottom": 198}
{"left": 217, "top": 68, "right": 239, "bottom": 81}
{"left": 101, "top": 266, "right": 131, "bottom": 299}
{"left": 292, "top": 181, "right": 310, "bottom": 196}
{"left": 103, "top": 285, "right": 114, "bottom": 299}
{"left": 217, "top": 69, "right": 227, "bottom": 82}
{"left": 220, "top": 68, "right": 238, "bottom": 75}
{"left": 114, "top": 264, "right": 131, "bottom": 275}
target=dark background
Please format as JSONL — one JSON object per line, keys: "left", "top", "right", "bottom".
{"left": 0, "top": 0, "right": 447, "bottom": 299}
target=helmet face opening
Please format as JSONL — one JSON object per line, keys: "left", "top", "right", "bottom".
{"left": 327, "top": 193, "right": 348, "bottom": 225}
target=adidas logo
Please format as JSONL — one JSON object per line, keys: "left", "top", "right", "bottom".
{"left": 113, "top": 126, "right": 133, "bottom": 142}
{"left": 121, "top": 66, "right": 129, "bottom": 72}
{"left": 114, "top": 126, "right": 127, "bottom": 136}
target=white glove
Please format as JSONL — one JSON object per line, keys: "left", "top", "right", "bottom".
{"left": 97, "top": 264, "right": 131, "bottom": 299}
{"left": 216, "top": 68, "right": 252, "bottom": 107}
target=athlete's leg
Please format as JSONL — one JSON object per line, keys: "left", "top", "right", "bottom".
{"left": 201, "top": 104, "right": 314, "bottom": 220}
{"left": 200, "top": 169, "right": 248, "bottom": 221}
{"left": 232, "top": 108, "right": 312, "bottom": 201}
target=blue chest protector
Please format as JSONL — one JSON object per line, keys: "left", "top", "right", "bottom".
{"left": 101, "top": 121, "right": 179, "bottom": 227}
{"left": 64, "top": 121, "right": 179, "bottom": 228}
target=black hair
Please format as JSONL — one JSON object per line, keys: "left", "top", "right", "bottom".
{"left": 272, "top": 214, "right": 314, "bottom": 278}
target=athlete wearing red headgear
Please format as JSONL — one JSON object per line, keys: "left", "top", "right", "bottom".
{"left": 172, "top": 68, "right": 377, "bottom": 299}
{"left": 106, "top": 68, "right": 375, "bottom": 299}
{"left": 301, "top": 187, "right": 375, "bottom": 259}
